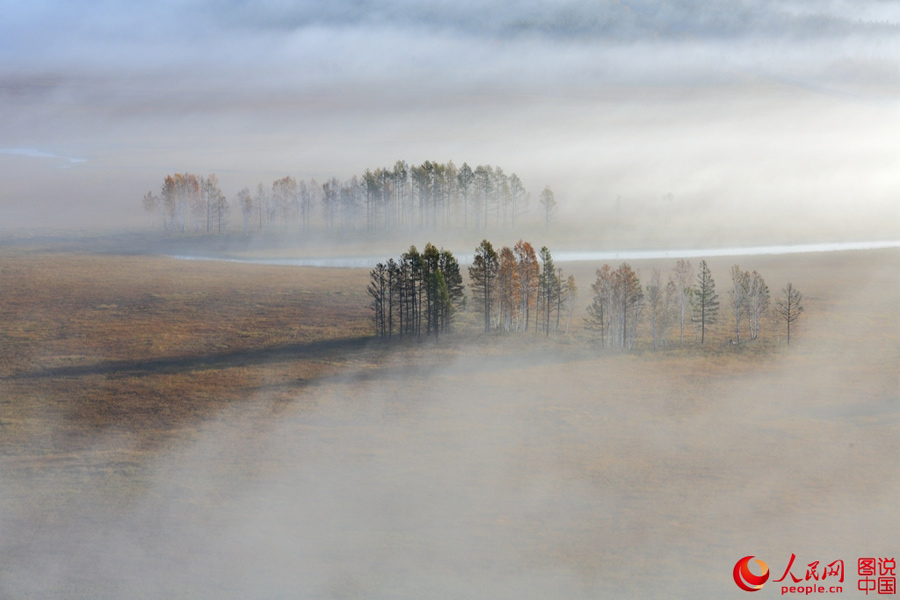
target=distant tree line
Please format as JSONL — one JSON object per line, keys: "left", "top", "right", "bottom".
{"left": 142, "top": 173, "right": 229, "bottom": 234}
{"left": 143, "top": 161, "right": 560, "bottom": 235}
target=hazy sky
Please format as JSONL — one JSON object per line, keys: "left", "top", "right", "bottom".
{"left": 3, "top": 1, "right": 900, "bottom": 231}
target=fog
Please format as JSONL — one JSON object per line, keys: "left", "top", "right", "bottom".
{"left": 3, "top": 1, "right": 900, "bottom": 236}
{"left": 4, "top": 303, "right": 900, "bottom": 598}
{"left": 171, "top": 239, "right": 900, "bottom": 268}
{"left": 4, "top": 3, "right": 900, "bottom": 598}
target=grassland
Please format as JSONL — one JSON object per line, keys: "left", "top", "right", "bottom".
{"left": 1, "top": 239, "right": 899, "bottom": 599}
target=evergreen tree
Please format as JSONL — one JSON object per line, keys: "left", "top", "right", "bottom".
{"left": 775, "top": 283, "right": 803, "bottom": 345}
{"left": 692, "top": 260, "right": 719, "bottom": 344}
{"left": 468, "top": 239, "right": 499, "bottom": 333}
{"left": 538, "top": 246, "right": 559, "bottom": 336}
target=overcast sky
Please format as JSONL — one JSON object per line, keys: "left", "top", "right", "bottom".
{"left": 3, "top": 0, "right": 900, "bottom": 233}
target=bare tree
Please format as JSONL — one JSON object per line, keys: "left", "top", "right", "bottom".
{"left": 497, "top": 246, "right": 520, "bottom": 333}
{"left": 586, "top": 264, "right": 613, "bottom": 346}
{"left": 457, "top": 163, "right": 474, "bottom": 230}
{"left": 254, "top": 183, "right": 268, "bottom": 232}
{"left": 514, "top": 240, "right": 538, "bottom": 332}
{"left": 237, "top": 187, "right": 252, "bottom": 234}
{"left": 618, "top": 264, "right": 644, "bottom": 350}
{"left": 728, "top": 265, "right": 749, "bottom": 344}
{"left": 745, "top": 271, "right": 770, "bottom": 340}
{"left": 298, "top": 179, "right": 314, "bottom": 231}
{"left": 271, "top": 176, "right": 297, "bottom": 231}
{"left": 775, "top": 282, "right": 803, "bottom": 345}
{"left": 646, "top": 269, "right": 675, "bottom": 348}
{"left": 142, "top": 190, "right": 160, "bottom": 230}
{"left": 508, "top": 173, "right": 527, "bottom": 228}
{"left": 672, "top": 259, "right": 693, "bottom": 343}
{"left": 204, "top": 174, "right": 227, "bottom": 234}
{"left": 586, "top": 263, "right": 642, "bottom": 349}
{"left": 539, "top": 186, "right": 557, "bottom": 232}
{"left": 561, "top": 274, "right": 577, "bottom": 335}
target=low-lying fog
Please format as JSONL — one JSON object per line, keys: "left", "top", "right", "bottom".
{"left": 4, "top": 1, "right": 900, "bottom": 243}
{"left": 1, "top": 247, "right": 898, "bottom": 598}
{"left": 172, "top": 239, "right": 900, "bottom": 269}
{"left": 4, "top": 2, "right": 900, "bottom": 598}
{"left": 4, "top": 318, "right": 900, "bottom": 599}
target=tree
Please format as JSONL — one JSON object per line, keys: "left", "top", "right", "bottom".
{"left": 271, "top": 176, "right": 297, "bottom": 231}
{"left": 438, "top": 248, "right": 464, "bottom": 333}
{"left": 254, "top": 182, "right": 268, "bottom": 232}
{"left": 393, "top": 160, "right": 410, "bottom": 233}
{"left": 237, "top": 187, "right": 252, "bottom": 234}
{"left": 585, "top": 263, "right": 642, "bottom": 349}
{"left": 538, "top": 246, "right": 559, "bottom": 336}
{"left": 204, "top": 174, "right": 227, "bottom": 234}
{"left": 728, "top": 265, "right": 749, "bottom": 344}
{"left": 508, "top": 173, "right": 527, "bottom": 228}
{"left": 142, "top": 190, "right": 160, "bottom": 230}
{"left": 298, "top": 179, "right": 318, "bottom": 231}
{"left": 647, "top": 269, "right": 674, "bottom": 349}
{"left": 468, "top": 240, "right": 499, "bottom": 333}
{"left": 585, "top": 264, "right": 614, "bottom": 346}
{"left": 322, "top": 177, "right": 340, "bottom": 230}
{"left": 616, "top": 263, "right": 643, "bottom": 349}
{"left": 672, "top": 259, "right": 693, "bottom": 343}
{"left": 473, "top": 165, "right": 494, "bottom": 230}
{"left": 494, "top": 167, "right": 509, "bottom": 228}
{"left": 367, "top": 262, "right": 388, "bottom": 338}
{"left": 692, "top": 260, "right": 719, "bottom": 344}
{"left": 538, "top": 186, "right": 557, "bottom": 231}
{"left": 561, "top": 274, "right": 577, "bottom": 335}
{"left": 775, "top": 283, "right": 803, "bottom": 345}
{"left": 496, "top": 246, "right": 520, "bottom": 333}
{"left": 745, "top": 271, "right": 770, "bottom": 341}
{"left": 158, "top": 173, "right": 199, "bottom": 232}
{"left": 422, "top": 243, "right": 442, "bottom": 337}
{"left": 400, "top": 246, "right": 423, "bottom": 338}
{"left": 514, "top": 240, "right": 538, "bottom": 332}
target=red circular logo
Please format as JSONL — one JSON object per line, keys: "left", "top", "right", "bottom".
{"left": 734, "top": 556, "right": 770, "bottom": 592}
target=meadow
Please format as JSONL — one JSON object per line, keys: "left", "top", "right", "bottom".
{"left": 1, "top": 238, "right": 898, "bottom": 599}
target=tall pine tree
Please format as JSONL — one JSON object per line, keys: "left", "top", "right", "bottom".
{"left": 692, "top": 260, "right": 719, "bottom": 344}
{"left": 468, "top": 240, "right": 499, "bottom": 332}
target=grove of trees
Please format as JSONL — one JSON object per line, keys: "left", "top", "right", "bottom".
{"left": 142, "top": 173, "right": 228, "bottom": 234}
{"left": 584, "top": 259, "right": 798, "bottom": 348}
{"left": 371, "top": 239, "right": 576, "bottom": 340}
{"left": 367, "top": 244, "right": 464, "bottom": 341}
{"left": 143, "top": 161, "right": 553, "bottom": 236}
{"left": 468, "top": 240, "right": 575, "bottom": 337}
{"left": 368, "top": 244, "right": 803, "bottom": 347}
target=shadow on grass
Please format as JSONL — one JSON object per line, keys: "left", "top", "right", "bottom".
{"left": 5, "top": 336, "right": 378, "bottom": 381}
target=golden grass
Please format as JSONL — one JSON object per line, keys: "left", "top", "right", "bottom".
{"left": 0, "top": 251, "right": 377, "bottom": 454}
{"left": 2, "top": 245, "right": 896, "bottom": 452}
{"left": 3, "top": 243, "right": 900, "bottom": 597}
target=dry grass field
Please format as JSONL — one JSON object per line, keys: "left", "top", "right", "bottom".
{"left": 1, "top": 240, "right": 899, "bottom": 599}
